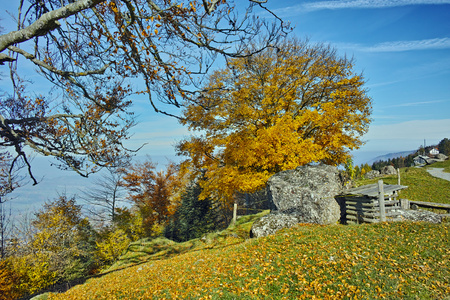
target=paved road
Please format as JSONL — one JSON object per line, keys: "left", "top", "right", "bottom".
{"left": 427, "top": 168, "right": 450, "bottom": 182}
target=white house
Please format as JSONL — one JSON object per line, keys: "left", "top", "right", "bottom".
{"left": 429, "top": 148, "right": 439, "bottom": 155}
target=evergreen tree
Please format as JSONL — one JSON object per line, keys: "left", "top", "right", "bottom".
{"left": 438, "top": 138, "right": 450, "bottom": 155}
{"left": 164, "top": 182, "right": 220, "bottom": 242}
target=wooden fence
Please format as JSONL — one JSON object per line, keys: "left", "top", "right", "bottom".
{"left": 402, "top": 200, "right": 450, "bottom": 216}
{"left": 340, "top": 180, "right": 407, "bottom": 224}
{"left": 340, "top": 180, "right": 450, "bottom": 224}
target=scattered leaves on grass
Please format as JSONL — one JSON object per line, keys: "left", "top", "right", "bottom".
{"left": 49, "top": 221, "right": 449, "bottom": 299}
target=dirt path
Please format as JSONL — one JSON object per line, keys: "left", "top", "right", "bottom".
{"left": 426, "top": 168, "right": 450, "bottom": 182}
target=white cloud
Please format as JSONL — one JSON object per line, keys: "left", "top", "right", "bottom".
{"left": 366, "top": 38, "right": 450, "bottom": 52}
{"left": 336, "top": 38, "right": 450, "bottom": 52}
{"left": 274, "top": 0, "right": 450, "bottom": 15}
{"left": 385, "top": 99, "right": 449, "bottom": 108}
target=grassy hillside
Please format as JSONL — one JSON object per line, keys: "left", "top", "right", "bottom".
{"left": 45, "top": 222, "right": 449, "bottom": 299}
{"left": 40, "top": 161, "right": 450, "bottom": 300}
{"left": 355, "top": 159, "right": 450, "bottom": 205}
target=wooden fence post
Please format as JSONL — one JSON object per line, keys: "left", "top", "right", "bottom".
{"left": 378, "top": 180, "right": 386, "bottom": 222}
{"left": 232, "top": 203, "right": 238, "bottom": 225}
{"left": 397, "top": 168, "right": 401, "bottom": 185}
{"left": 400, "top": 199, "right": 410, "bottom": 210}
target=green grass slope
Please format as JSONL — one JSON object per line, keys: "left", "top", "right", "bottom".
{"left": 42, "top": 161, "right": 450, "bottom": 299}
{"left": 47, "top": 220, "right": 449, "bottom": 299}
{"left": 356, "top": 160, "right": 450, "bottom": 205}
{"left": 105, "top": 211, "right": 270, "bottom": 272}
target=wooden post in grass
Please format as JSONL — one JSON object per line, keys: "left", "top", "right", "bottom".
{"left": 397, "top": 168, "right": 401, "bottom": 185}
{"left": 400, "top": 199, "right": 410, "bottom": 210}
{"left": 232, "top": 203, "right": 238, "bottom": 225}
{"left": 378, "top": 180, "right": 386, "bottom": 222}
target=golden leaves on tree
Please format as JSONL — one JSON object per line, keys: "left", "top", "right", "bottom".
{"left": 178, "top": 38, "right": 372, "bottom": 203}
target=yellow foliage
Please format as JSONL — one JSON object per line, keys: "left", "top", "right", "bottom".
{"left": 0, "top": 259, "right": 23, "bottom": 300}
{"left": 7, "top": 254, "right": 57, "bottom": 295}
{"left": 179, "top": 38, "right": 372, "bottom": 203}
{"left": 96, "top": 228, "right": 131, "bottom": 263}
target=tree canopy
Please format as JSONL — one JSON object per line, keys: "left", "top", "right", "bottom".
{"left": 438, "top": 138, "right": 450, "bottom": 156}
{"left": 178, "top": 38, "right": 372, "bottom": 202}
{"left": 0, "top": 0, "right": 286, "bottom": 187}
{"left": 121, "top": 159, "right": 180, "bottom": 235}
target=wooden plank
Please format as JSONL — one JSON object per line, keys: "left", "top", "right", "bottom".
{"left": 385, "top": 207, "right": 400, "bottom": 213}
{"left": 345, "top": 205, "right": 378, "bottom": 211}
{"left": 346, "top": 209, "right": 400, "bottom": 218}
{"left": 345, "top": 202, "right": 377, "bottom": 209}
{"left": 346, "top": 210, "right": 379, "bottom": 218}
{"left": 342, "top": 196, "right": 374, "bottom": 203}
{"left": 409, "top": 201, "right": 450, "bottom": 209}
{"left": 344, "top": 183, "right": 408, "bottom": 197}
{"left": 384, "top": 200, "right": 400, "bottom": 205}
{"left": 347, "top": 214, "right": 379, "bottom": 223}
{"left": 345, "top": 207, "right": 378, "bottom": 213}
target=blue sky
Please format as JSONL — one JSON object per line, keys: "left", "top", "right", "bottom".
{"left": 1, "top": 0, "right": 450, "bottom": 213}
{"left": 267, "top": 0, "right": 450, "bottom": 163}
{"left": 125, "top": 0, "right": 450, "bottom": 163}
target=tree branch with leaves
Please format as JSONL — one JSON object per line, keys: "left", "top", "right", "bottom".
{"left": 0, "top": 0, "right": 287, "bottom": 187}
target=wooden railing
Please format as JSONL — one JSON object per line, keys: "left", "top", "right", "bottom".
{"left": 342, "top": 180, "right": 405, "bottom": 224}
{"left": 402, "top": 200, "right": 450, "bottom": 216}
{"left": 341, "top": 180, "right": 449, "bottom": 224}
{"left": 343, "top": 195, "right": 402, "bottom": 224}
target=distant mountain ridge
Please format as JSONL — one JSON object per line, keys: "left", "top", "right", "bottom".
{"left": 367, "top": 150, "right": 416, "bottom": 165}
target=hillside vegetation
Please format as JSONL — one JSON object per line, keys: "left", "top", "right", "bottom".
{"left": 40, "top": 162, "right": 450, "bottom": 300}
{"left": 44, "top": 222, "right": 448, "bottom": 300}
{"left": 356, "top": 159, "right": 450, "bottom": 205}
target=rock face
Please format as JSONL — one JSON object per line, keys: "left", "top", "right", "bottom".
{"left": 250, "top": 212, "right": 302, "bottom": 238}
{"left": 381, "top": 165, "right": 397, "bottom": 175}
{"left": 365, "top": 170, "right": 380, "bottom": 179}
{"left": 250, "top": 165, "right": 342, "bottom": 238}
{"left": 436, "top": 153, "right": 448, "bottom": 160}
{"left": 393, "top": 209, "right": 443, "bottom": 224}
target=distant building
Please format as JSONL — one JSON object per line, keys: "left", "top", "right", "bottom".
{"left": 429, "top": 148, "right": 439, "bottom": 156}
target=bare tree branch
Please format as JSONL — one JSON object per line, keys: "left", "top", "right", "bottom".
{"left": 0, "top": 0, "right": 104, "bottom": 63}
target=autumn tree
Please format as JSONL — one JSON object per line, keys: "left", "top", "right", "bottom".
{"left": 121, "top": 159, "right": 181, "bottom": 236}
{"left": 81, "top": 168, "right": 127, "bottom": 224}
{"left": 8, "top": 194, "right": 98, "bottom": 294}
{"left": 0, "top": 259, "right": 22, "bottom": 300}
{"left": 178, "top": 38, "right": 372, "bottom": 203}
{"left": 0, "top": 0, "right": 287, "bottom": 185}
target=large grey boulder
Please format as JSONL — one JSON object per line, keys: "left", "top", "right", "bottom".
{"left": 393, "top": 209, "right": 443, "bottom": 223}
{"left": 365, "top": 170, "right": 380, "bottom": 179}
{"left": 381, "top": 165, "right": 397, "bottom": 175}
{"left": 250, "top": 165, "right": 342, "bottom": 238}
{"left": 250, "top": 212, "right": 302, "bottom": 238}
{"left": 436, "top": 153, "right": 448, "bottom": 161}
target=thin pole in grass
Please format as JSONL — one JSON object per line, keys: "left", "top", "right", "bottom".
{"left": 231, "top": 203, "right": 238, "bottom": 225}
{"left": 378, "top": 180, "right": 386, "bottom": 222}
{"left": 397, "top": 168, "right": 401, "bottom": 185}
